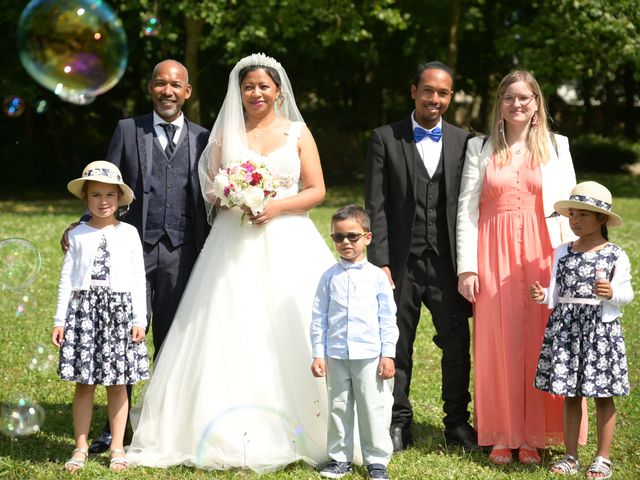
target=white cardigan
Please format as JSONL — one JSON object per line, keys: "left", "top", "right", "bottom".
{"left": 54, "top": 222, "right": 147, "bottom": 327}
{"left": 538, "top": 243, "right": 634, "bottom": 322}
{"left": 456, "top": 134, "right": 577, "bottom": 275}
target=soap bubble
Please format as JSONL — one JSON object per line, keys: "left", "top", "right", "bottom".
{"left": 0, "top": 395, "right": 46, "bottom": 438}
{"left": 17, "top": 0, "right": 128, "bottom": 105}
{"left": 28, "top": 343, "right": 56, "bottom": 372}
{"left": 34, "top": 99, "right": 49, "bottom": 114}
{"left": 0, "top": 238, "right": 42, "bottom": 291}
{"left": 142, "top": 13, "right": 160, "bottom": 37}
{"left": 13, "top": 292, "right": 39, "bottom": 318}
{"left": 3, "top": 96, "right": 26, "bottom": 118}
{"left": 196, "top": 405, "right": 308, "bottom": 469}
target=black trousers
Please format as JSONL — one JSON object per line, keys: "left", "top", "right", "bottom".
{"left": 392, "top": 251, "right": 471, "bottom": 429}
{"left": 102, "top": 235, "right": 198, "bottom": 435}
{"left": 143, "top": 235, "right": 198, "bottom": 357}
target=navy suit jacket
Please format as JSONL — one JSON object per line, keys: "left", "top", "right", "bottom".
{"left": 105, "top": 112, "right": 211, "bottom": 251}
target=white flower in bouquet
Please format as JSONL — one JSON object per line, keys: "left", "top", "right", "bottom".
{"left": 244, "top": 185, "right": 268, "bottom": 213}
{"left": 212, "top": 160, "right": 278, "bottom": 218}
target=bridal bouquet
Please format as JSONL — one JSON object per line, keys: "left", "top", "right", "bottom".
{"left": 211, "top": 160, "right": 278, "bottom": 216}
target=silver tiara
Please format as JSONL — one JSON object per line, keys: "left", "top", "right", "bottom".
{"left": 235, "top": 53, "right": 282, "bottom": 71}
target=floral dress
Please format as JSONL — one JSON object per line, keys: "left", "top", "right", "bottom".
{"left": 534, "top": 243, "right": 629, "bottom": 397}
{"left": 58, "top": 235, "right": 149, "bottom": 385}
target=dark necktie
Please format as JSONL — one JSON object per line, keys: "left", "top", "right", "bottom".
{"left": 413, "top": 126, "right": 442, "bottom": 143}
{"left": 160, "top": 123, "right": 177, "bottom": 157}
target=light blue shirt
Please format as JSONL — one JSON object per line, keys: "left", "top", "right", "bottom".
{"left": 311, "top": 258, "right": 398, "bottom": 360}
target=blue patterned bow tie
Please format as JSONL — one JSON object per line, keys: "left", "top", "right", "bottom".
{"left": 413, "top": 126, "right": 442, "bottom": 143}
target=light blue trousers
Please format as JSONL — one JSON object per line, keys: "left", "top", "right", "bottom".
{"left": 326, "top": 357, "right": 394, "bottom": 466}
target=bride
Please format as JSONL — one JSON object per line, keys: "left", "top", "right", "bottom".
{"left": 126, "top": 53, "right": 336, "bottom": 472}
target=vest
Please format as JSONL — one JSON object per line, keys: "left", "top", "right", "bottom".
{"left": 144, "top": 126, "right": 194, "bottom": 247}
{"left": 410, "top": 153, "right": 450, "bottom": 257}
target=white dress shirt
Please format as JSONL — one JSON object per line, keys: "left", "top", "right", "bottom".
{"left": 311, "top": 258, "right": 398, "bottom": 360}
{"left": 411, "top": 112, "right": 443, "bottom": 177}
{"left": 153, "top": 111, "right": 184, "bottom": 150}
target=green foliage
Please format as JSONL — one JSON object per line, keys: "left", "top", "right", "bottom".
{"left": 1, "top": 178, "right": 640, "bottom": 478}
{"left": 1, "top": 0, "right": 639, "bottom": 194}
{"left": 571, "top": 134, "right": 640, "bottom": 172}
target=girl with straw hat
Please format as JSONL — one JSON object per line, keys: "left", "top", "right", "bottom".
{"left": 531, "top": 181, "right": 633, "bottom": 478}
{"left": 52, "top": 161, "right": 149, "bottom": 473}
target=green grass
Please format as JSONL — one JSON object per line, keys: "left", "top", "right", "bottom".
{"left": 1, "top": 180, "right": 639, "bottom": 479}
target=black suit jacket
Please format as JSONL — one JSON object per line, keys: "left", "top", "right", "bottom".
{"left": 364, "top": 116, "right": 473, "bottom": 279}
{"left": 105, "top": 113, "right": 211, "bottom": 251}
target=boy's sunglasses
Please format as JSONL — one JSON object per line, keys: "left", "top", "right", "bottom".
{"left": 330, "top": 232, "right": 366, "bottom": 243}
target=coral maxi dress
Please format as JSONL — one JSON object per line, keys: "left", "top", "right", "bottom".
{"left": 473, "top": 155, "right": 565, "bottom": 448}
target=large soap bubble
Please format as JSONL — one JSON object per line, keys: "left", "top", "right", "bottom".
{"left": 0, "top": 238, "right": 42, "bottom": 291}
{"left": 17, "top": 0, "right": 128, "bottom": 105}
{"left": 0, "top": 395, "right": 46, "bottom": 438}
{"left": 196, "top": 405, "right": 310, "bottom": 470}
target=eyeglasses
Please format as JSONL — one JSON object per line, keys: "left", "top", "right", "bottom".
{"left": 501, "top": 94, "right": 537, "bottom": 106}
{"left": 330, "top": 232, "right": 366, "bottom": 243}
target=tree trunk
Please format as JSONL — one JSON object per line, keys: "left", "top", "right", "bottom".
{"left": 580, "top": 77, "right": 594, "bottom": 132}
{"left": 184, "top": 15, "right": 204, "bottom": 125}
{"left": 447, "top": 0, "right": 461, "bottom": 71}
{"left": 622, "top": 62, "right": 637, "bottom": 140}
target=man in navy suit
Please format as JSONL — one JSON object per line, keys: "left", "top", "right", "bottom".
{"left": 365, "top": 61, "right": 478, "bottom": 452}
{"left": 89, "top": 59, "right": 211, "bottom": 452}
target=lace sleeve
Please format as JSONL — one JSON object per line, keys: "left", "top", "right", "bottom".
{"left": 198, "top": 136, "right": 222, "bottom": 224}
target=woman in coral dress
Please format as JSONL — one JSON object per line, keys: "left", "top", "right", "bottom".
{"left": 456, "top": 71, "right": 583, "bottom": 465}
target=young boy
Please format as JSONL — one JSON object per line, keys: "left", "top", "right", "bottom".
{"left": 311, "top": 204, "right": 399, "bottom": 479}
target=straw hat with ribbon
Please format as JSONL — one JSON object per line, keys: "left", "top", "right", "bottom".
{"left": 553, "top": 181, "right": 623, "bottom": 227}
{"left": 67, "top": 161, "right": 134, "bottom": 206}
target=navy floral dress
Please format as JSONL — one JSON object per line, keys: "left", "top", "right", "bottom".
{"left": 58, "top": 236, "right": 149, "bottom": 385}
{"left": 534, "top": 243, "right": 629, "bottom": 397}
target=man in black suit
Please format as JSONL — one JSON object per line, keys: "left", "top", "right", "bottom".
{"left": 364, "top": 61, "right": 478, "bottom": 452}
{"left": 88, "top": 59, "right": 211, "bottom": 452}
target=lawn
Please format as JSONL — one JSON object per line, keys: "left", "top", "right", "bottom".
{"left": 0, "top": 177, "right": 639, "bottom": 479}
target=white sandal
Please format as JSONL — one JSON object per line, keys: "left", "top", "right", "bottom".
{"left": 586, "top": 456, "right": 612, "bottom": 479}
{"left": 64, "top": 447, "right": 88, "bottom": 473}
{"left": 109, "top": 448, "right": 129, "bottom": 472}
{"left": 549, "top": 454, "right": 580, "bottom": 475}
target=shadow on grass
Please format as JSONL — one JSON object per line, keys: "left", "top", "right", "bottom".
{"left": 0, "top": 199, "right": 81, "bottom": 216}
{"left": 0, "top": 402, "right": 109, "bottom": 463}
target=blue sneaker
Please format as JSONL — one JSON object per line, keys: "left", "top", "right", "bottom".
{"left": 366, "top": 463, "right": 389, "bottom": 479}
{"left": 319, "top": 460, "right": 353, "bottom": 478}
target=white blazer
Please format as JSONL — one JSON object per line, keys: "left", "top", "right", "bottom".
{"left": 456, "top": 134, "right": 577, "bottom": 275}
{"left": 54, "top": 222, "right": 147, "bottom": 327}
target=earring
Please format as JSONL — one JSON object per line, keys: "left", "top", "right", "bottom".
{"left": 499, "top": 118, "right": 504, "bottom": 135}
{"left": 531, "top": 112, "right": 538, "bottom": 130}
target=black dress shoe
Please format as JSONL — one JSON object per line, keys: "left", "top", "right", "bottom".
{"left": 443, "top": 423, "right": 483, "bottom": 452}
{"left": 389, "top": 425, "right": 413, "bottom": 452}
{"left": 88, "top": 432, "right": 112, "bottom": 454}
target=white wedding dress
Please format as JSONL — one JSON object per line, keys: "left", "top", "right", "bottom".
{"left": 127, "top": 122, "right": 336, "bottom": 472}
